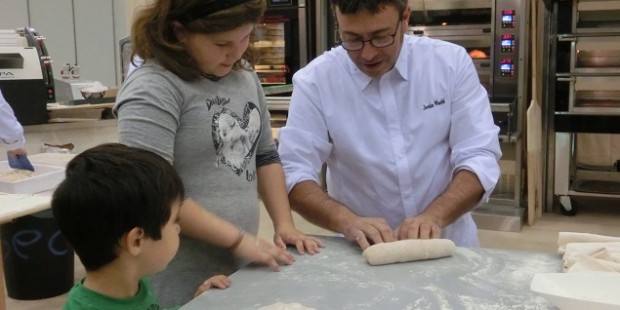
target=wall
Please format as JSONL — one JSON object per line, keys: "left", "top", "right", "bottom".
{"left": 0, "top": 0, "right": 129, "bottom": 88}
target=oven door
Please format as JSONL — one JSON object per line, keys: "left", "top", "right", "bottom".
{"left": 409, "top": 0, "right": 492, "bottom": 23}
{"left": 566, "top": 75, "right": 620, "bottom": 113}
{"left": 572, "top": 0, "right": 620, "bottom": 33}
{"left": 408, "top": 26, "right": 492, "bottom": 92}
{"left": 569, "top": 35, "right": 620, "bottom": 74}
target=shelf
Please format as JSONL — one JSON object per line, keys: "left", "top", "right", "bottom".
{"left": 262, "top": 84, "right": 292, "bottom": 95}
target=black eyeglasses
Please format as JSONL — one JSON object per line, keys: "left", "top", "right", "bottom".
{"left": 338, "top": 20, "right": 402, "bottom": 51}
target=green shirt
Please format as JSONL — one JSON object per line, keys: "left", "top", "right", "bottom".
{"left": 63, "top": 277, "right": 179, "bottom": 310}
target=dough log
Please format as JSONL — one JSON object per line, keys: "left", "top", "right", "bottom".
{"left": 362, "top": 239, "right": 456, "bottom": 266}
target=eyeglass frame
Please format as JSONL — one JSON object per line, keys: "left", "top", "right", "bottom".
{"left": 337, "top": 19, "right": 403, "bottom": 52}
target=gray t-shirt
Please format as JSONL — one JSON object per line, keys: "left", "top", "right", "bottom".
{"left": 114, "top": 61, "right": 277, "bottom": 307}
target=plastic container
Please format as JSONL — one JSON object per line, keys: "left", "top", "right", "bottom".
{"left": 0, "top": 161, "right": 65, "bottom": 194}
{"left": 1, "top": 209, "right": 75, "bottom": 299}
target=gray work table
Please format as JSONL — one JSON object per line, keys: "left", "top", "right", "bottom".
{"left": 181, "top": 236, "right": 560, "bottom": 309}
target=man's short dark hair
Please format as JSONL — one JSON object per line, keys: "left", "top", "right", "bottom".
{"left": 52, "top": 143, "right": 185, "bottom": 271}
{"left": 329, "top": 0, "right": 407, "bottom": 15}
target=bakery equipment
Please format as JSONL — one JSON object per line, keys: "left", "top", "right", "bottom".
{"left": 0, "top": 27, "right": 55, "bottom": 125}
{"left": 547, "top": 0, "right": 620, "bottom": 215}
{"left": 407, "top": 0, "right": 531, "bottom": 231}
{"left": 54, "top": 79, "right": 110, "bottom": 105}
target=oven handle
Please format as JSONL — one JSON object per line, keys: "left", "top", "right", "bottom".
{"left": 557, "top": 34, "right": 576, "bottom": 42}
{"left": 557, "top": 76, "right": 576, "bottom": 82}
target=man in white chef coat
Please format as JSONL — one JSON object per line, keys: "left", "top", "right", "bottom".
{"left": 278, "top": 0, "right": 502, "bottom": 249}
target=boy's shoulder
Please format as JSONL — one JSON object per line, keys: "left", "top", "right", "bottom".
{"left": 63, "top": 277, "right": 160, "bottom": 310}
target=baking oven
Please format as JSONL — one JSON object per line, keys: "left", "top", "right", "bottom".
{"left": 407, "top": 0, "right": 530, "bottom": 230}
{"left": 550, "top": 0, "right": 620, "bottom": 215}
{"left": 254, "top": 0, "right": 308, "bottom": 86}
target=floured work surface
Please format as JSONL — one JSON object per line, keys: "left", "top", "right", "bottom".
{"left": 181, "top": 236, "right": 560, "bottom": 310}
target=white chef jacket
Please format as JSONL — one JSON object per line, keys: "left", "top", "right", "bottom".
{"left": 278, "top": 35, "right": 502, "bottom": 247}
{"left": 0, "top": 90, "right": 26, "bottom": 148}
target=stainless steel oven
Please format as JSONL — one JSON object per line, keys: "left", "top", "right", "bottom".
{"left": 407, "top": 0, "right": 530, "bottom": 231}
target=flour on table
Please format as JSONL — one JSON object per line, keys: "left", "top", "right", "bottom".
{"left": 257, "top": 302, "right": 315, "bottom": 310}
{"left": 0, "top": 169, "right": 34, "bottom": 182}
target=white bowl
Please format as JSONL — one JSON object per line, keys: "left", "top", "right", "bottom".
{"left": 530, "top": 272, "right": 620, "bottom": 310}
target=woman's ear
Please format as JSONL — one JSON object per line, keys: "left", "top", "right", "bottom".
{"left": 171, "top": 21, "right": 187, "bottom": 43}
{"left": 125, "top": 227, "right": 145, "bottom": 256}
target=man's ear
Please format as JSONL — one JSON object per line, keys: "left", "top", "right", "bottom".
{"left": 125, "top": 227, "right": 145, "bottom": 256}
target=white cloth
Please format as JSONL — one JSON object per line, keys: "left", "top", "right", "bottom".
{"left": 557, "top": 232, "right": 620, "bottom": 273}
{"left": 558, "top": 232, "right": 620, "bottom": 254}
{"left": 0, "top": 89, "right": 26, "bottom": 148}
{"left": 279, "top": 35, "right": 502, "bottom": 247}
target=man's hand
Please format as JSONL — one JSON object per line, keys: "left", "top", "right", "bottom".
{"left": 395, "top": 215, "right": 442, "bottom": 241}
{"left": 342, "top": 216, "right": 395, "bottom": 250}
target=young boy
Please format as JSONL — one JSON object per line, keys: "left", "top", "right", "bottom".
{"left": 52, "top": 143, "right": 230, "bottom": 309}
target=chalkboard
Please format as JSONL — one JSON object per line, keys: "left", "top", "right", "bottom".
{"left": 0, "top": 212, "right": 74, "bottom": 300}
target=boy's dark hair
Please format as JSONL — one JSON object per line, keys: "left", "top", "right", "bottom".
{"left": 130, "top": 0, "right": 266, "bottom": 81}
{"left": 329, "top": 0, "right": 407, "bottom": 14}
{"left": 52, "top": 143, "right": 185, "bottom": 271}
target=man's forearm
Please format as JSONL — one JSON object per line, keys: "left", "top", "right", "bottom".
{"left": 289, "top": 180, "right": 357, "bottom": 233}
{"left": 421, "top": 170, "right": 485, "bottom": 227}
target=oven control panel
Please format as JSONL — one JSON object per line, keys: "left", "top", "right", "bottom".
{"left": 495, "top": 2, "right": 521, "bottom": 102}
{"left": 500, "top": 34, "right": 516, "bottom": 53}
{"left": 501, "top": 10, "right": 517, "bottom": 28}
{"left": 499, "top": 59, "right": 515, "bottom": 77}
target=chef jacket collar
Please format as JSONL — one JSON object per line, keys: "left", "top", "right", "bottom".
{"left": 342, "top": 38, "right": 410, "bottom": 91}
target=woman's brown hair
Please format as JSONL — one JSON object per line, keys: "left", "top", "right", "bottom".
{"left": 131, "top": 0, "right": 266, "bottom": 81}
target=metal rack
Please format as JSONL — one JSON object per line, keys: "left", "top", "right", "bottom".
{"left": 544, "top": 0, "right": 620, "bottom": 215}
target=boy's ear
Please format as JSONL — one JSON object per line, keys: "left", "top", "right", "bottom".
{"left": 125, "top": 227, "right": 145, "bottom": 256}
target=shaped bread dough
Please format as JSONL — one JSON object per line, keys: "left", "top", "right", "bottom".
{"left": 362, "top": 239, "right": 456, "bottom": 265}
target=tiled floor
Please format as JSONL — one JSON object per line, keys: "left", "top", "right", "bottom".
{"left": 5, "top": 199, "right": 620, "bottom": 309}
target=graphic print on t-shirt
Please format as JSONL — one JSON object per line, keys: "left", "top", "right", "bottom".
{"left": 212, "top": 102, "right": 261, "bottom": 175}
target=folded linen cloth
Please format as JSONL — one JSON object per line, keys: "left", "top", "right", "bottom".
{"left": 558, "top": 232, "right": 620, "bottom": 254}
{"left": 558, "top": 232, "right": 620, "bottom": 273}
{"left": 563, "top": 242, "right": 620, "bottom": 272}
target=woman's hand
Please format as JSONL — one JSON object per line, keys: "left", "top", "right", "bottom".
{"left": 274, "top": 224, "right": 324, "bottom": 255}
